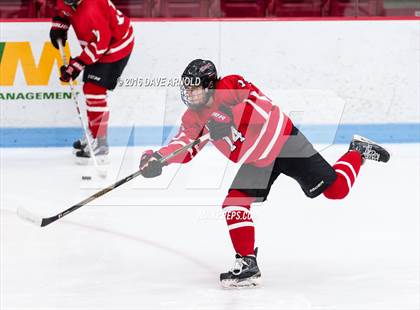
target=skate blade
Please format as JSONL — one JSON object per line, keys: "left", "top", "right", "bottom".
{"left": 72, "top": 148, "right": 83, "bottom": 155}
{"left": 220, "top": 276, "right": 262, "bottom": 289}
{"left": 353, "top": 134, "right": 376, "bottom": 144}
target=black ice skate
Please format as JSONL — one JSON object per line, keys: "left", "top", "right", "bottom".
{"left": 349, "top": 135, "right": 390, "bottom": 164}
{"left": 220, "top": 248, "right": 261, "bottom": 289}
{"left": 72, "top": 137, "right": 87, "bottom": 150}
{"left": 75, "top": 137, "right": 109, "bottom": 165}
{"left": 72, "top": 131, "right": 93, "bottom": 153}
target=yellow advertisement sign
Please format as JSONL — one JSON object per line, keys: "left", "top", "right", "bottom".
{"left": 0, "top": 41, "right": 72, "bottom": 86}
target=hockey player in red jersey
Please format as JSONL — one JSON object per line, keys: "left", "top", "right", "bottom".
{"left": 49, "top": 0, "right": 134, "bottom": 162}
{"left": 139, "top": 59, "right": 390, "bottom": 288}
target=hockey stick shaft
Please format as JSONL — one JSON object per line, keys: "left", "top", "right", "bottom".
{"left": 37, "top": 133, "right": 210, "bottom": 227}
{"left": 57, "top": 40, "right": 100, "bottom": 169}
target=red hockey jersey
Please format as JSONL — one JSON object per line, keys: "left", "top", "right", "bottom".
{"left": 157, "top": 75, "right": 294, "bottom": 168}
{"left": 56, "top": 0, "right": 134, "bottom": 65}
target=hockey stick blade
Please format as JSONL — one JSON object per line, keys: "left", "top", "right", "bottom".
{"left": 17, "top": 207, "right": 60, "bottom": 227}
{"left": 17, "top": 207, "right": 43, "bottom": 227}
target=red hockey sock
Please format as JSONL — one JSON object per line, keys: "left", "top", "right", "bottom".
{"left": 222, "top": 190, "right": 256, "bottom": 256}
{"left": 323, "top": 150, "right": 362, "bottom": 200}
{"left": 83, "top": 82, "right": 109, "bottom": 139}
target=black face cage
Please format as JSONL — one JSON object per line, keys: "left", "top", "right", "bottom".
{"left": 180, "top": 84, "right": 201, "bottom": 109}
{"left": 180, "top": 84, "right": 214, "bottom": 110}
{"left": 180, "top": 83, "right": 192, "bottom": 108}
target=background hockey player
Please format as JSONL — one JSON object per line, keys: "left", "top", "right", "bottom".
{"left": 138, "top": 59, "right": 390, "bottom": 288}
{"left": 49, "top": 0, "right": 134, "bottom": 162}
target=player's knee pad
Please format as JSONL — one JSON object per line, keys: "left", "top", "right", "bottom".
{"left": 83, "top": 82, "right": 107, "bottom": 97}
{"left": 222, "top": 190, "right": 254, "bottom": 227}
{"left": 83, "top": 82, "right": 108, "bottom": 111}
{"left": 323, "top": 150, "right": 362, "bottom": 200}
{"left": 222, "top": 190, "right": 254, "bottom": 225}
{"left": 83, "top": 82, "right": 109, "bottom": 138}
{"left": 222, "top": 190, "right": 255, "bottom": 209}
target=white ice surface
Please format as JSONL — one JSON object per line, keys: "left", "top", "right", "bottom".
{"left": 1, "top": 144, "right": 419, "bottom": 310}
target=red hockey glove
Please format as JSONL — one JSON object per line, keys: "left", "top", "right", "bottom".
{"left": 206, "top": 109, "right": 234, "bottom": 141}
{"left": 49, "top": 16, "right": 70, "bottom": 49}
{"left": 60, "top": 58, "right": 85, "bottom": 82}
{"left": 140, "top": 150, "right": 164, "bottom": 178}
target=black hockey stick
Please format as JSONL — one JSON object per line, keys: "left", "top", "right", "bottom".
{"left": 17, "top": 133, "right": 210, "bottom": 227}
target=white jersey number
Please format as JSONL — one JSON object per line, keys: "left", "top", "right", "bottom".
{"left": 223, "top": 126, "right": 245, "bottom": 152}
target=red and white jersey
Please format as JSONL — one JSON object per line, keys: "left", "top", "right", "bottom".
{"left": 56, "top": 0, "right": 134, "bottom": 65}
{"left": 158, "top": 75, "right": 294, "bottom": 168}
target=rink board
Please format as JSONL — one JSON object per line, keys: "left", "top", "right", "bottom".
{"left": 0, "top": 20, "right": 419, "bottom": 146}
{"left": 0, "top": 123, "right": 419, "bottom": 147}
